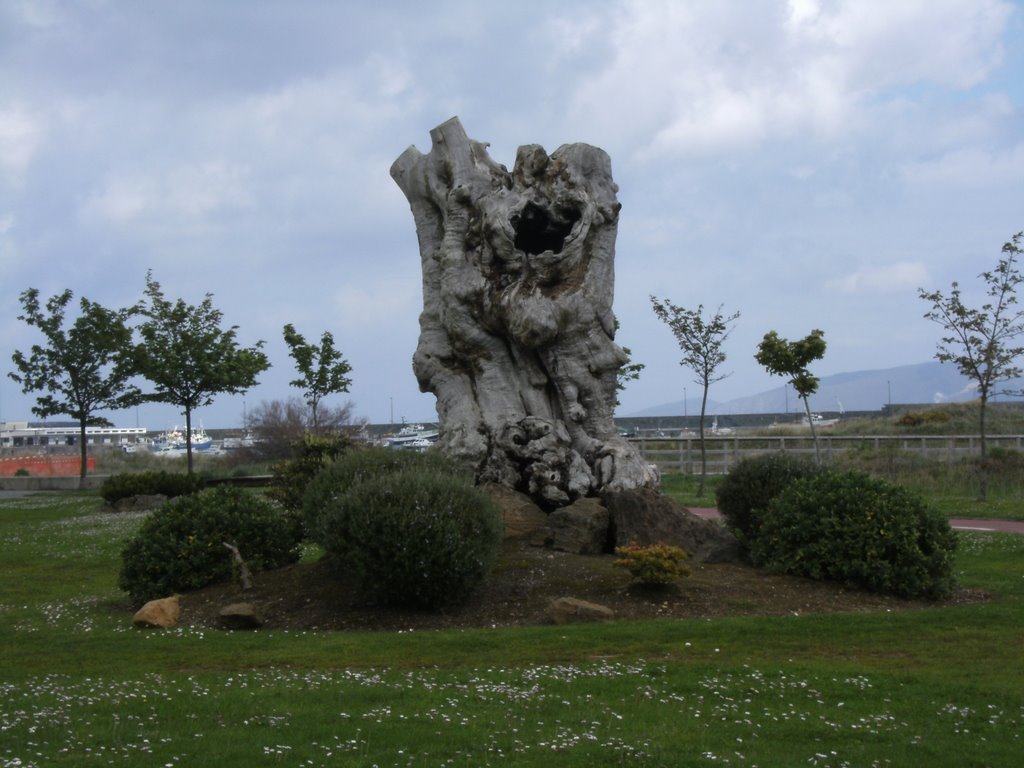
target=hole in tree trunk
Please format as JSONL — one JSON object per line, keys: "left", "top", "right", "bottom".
{"left": 512, "top": 201, "right": 581, "bottom": 255}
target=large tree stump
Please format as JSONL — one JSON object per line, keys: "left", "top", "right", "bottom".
{"left": 391, "top": 117, "right": 656, "bottom": 506}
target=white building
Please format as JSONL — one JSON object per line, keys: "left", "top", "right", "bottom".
{"left": 0, "top": 421, "right": 148, "bottom": 450}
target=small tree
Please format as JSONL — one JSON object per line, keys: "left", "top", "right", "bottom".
{"left": 755, "top": 329, "right": 827, "bottom": 463}
{"left": 282, "top": 323, "right": 352, "bottom": 433}
{"left": 133, "top": 272, "right": 270, "bottom": 475}
{"left": 613, "top": 318, "right": 645, "bottom": 407}
{"left": 919, "top": 231, "right": 1024, "bottom": 500}
{"left": 650, "top": 296, "right": 740, "bottom": 496}
{"left": 9, "top": 289, "right": 140, "bottom": 488}
{"left": 247, "top": 396, "right": 361, "bottom": 461}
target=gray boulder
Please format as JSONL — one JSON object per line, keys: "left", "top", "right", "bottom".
{"left": 544, "top": 497, "right": 610, "bottom": 554}
{"left": 602, "top": 488, "right": 741, "bottom": 563}
{"left": 480, "top": 482, "right": 549, "bottom": 540}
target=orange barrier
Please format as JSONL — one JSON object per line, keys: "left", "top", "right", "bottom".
{"left": 0, "top": 455, "right": 96, "bottom": 477}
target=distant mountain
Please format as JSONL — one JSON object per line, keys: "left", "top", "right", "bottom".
{"left": 629, "top": 397, "right": 725, "bottom": 419}
{"left": 627, "top": 362, "right": 1023, "bottom": 417}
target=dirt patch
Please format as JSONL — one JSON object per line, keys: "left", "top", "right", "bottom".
{"left": 177, "top": 539, "right": 985, "bottom": 632}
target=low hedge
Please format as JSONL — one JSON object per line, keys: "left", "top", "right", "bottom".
{"left": 101, "top": 470, "right": 203, "bottom": 505}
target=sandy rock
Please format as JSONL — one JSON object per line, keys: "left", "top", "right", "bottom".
{"left": 546, "top": 597, "right": 615, "bottom": 624}
{"left": 132, "top": 595, "right": 180, "bottom": 628}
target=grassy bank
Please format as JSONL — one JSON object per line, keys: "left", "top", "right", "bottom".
{"left": 659, "top": 456, "right": 1024, "bottom": 521}
{"left": 1, "top": 492, "right": 1022, "bottom": 766}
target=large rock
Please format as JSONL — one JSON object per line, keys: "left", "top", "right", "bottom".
{"left": 219, "top": 602, "right": 265, "bottom": 630}
{"left": 603, "top": 488, "right": 741, "bottom": 563}
{"left": 481, "top": 482, "right": 549, "bottom": 540}
{"left": 132, "top": 595, "right": 180, "bottom": 628}
{"left": 546, "top": 597, "right": 615, "bottom": 624}
{"left": 544, "top": 496, "right": 610, "bottom": 554}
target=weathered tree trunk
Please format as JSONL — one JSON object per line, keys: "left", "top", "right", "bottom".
{"left": 223, "top": 542, "right": 253, "bottom": 590}
{"left": 391, "top": 117, "right": 657, "bottom": 506}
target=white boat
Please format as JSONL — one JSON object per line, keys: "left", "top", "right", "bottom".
{"left": 222, "top": 431, "right": 259, "bottom": 450}
{"left": 802, "top": 413, "right": 840, "bottom": 428}
{"left": 386, "top": 423, "right": 439, "bottom": 450}
{"left": 710, "top": 417, "right": 733, "bottom": 435}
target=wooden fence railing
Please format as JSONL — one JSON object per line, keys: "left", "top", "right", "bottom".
{"left": 631, "top": 434, "right": 1024, "bottom": 475}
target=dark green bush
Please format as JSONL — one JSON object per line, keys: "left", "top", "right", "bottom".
{"left": 118, "top": 486, "right": 302, "bottom": 604}
{"left": 303, "top": 447, "right": 472, "bottom": 541}
{"left": 749, "top": 470, "right": 958, "bottom": 599}
{"left": 265, "top": 434, "right": 352, "bottom": 513}
{"left": 314, "top": 466, "right": 502, "bottom": 609}
{"left": 982, "top": 446, "right": 1024, "bottom": 472}
{"left": 715, "top": 453, "right": 822, "bottom": 546}
{"left": 101, "top": 470, "right": 203, "bottom": 505}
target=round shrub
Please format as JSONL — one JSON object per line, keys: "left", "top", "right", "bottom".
{"left": 715, "top": 453, "right": 822, "bottom": 546}
{"left": 303, "top": 447, "right": 472, "bottom": 542}
{"left": 101, "top": 470, "right": 203, "bottom": 505}
{"left": 315, "top": 467, "right": 502, "bottom": 609}
{"left": 749, "top": 470, "right": 958, "bottom": 599}
{"left": 118, "top": 486, "right": 302, "bottom": 604}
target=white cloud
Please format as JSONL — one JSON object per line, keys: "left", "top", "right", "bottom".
{"left": 827, "top": 261, "right": 930, "bottom": 294}
{"left": 795, "top": 0, "right": 1011, "bottom": 91}
{"left": 98, "top": 61, "right": 416, "bottom": 234}
{"left": 902, "top": 143, "right": 1024, "bottom": 187}
{"left": 567, "top": 0, "right": 1013, "bottom": 158}
{"left": 0, "top": 211, "right": 15, "bottom": 269}
{"left": 82, "top": 162, "right": 253, "bottom": 226}
{"left": 229, "top": 58, "right": 416, "bottom": 151}
{"left": 8, "top": 0, "right": 67, "bottom": 29}
{"left": 0, "top": 1, "right": 1021, "bottom": 427}
{"left": 0, "top": 105, "right": 45, "bottom": 182}
{"left": 332, "top": 276, "right": 421, "bottom": 331}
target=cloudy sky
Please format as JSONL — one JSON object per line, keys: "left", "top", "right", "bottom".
{"left": 2, "top": 0, "right": 1022, "bottom": 429}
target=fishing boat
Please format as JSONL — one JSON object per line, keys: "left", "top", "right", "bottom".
{"left": 386, "top": 423, "right": 439, "bottom": 450}
{"left": 152, "top": 424, "right": 214, "bottom": 453}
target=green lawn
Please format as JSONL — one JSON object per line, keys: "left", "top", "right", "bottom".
{"left": 660, "top": 469, "right": 1024, "bottom": 522}
{"left": 2, "top": 491, "right": 1022, "bottom": 767}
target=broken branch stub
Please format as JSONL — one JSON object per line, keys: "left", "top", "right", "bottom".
{"left": 391, "top": 117, "right": 656, "bottom": 506}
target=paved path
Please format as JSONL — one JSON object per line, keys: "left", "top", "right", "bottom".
{"left": 687, "top": 507, "right": 1024, "bottom": 534}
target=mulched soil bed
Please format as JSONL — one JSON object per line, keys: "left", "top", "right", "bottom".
{"left": 178, "top": 538, "right": 987, "bottom": 632}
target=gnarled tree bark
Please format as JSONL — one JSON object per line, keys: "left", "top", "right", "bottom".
{"left": 391, "top": 117, "right": 656, "bottom": 506}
